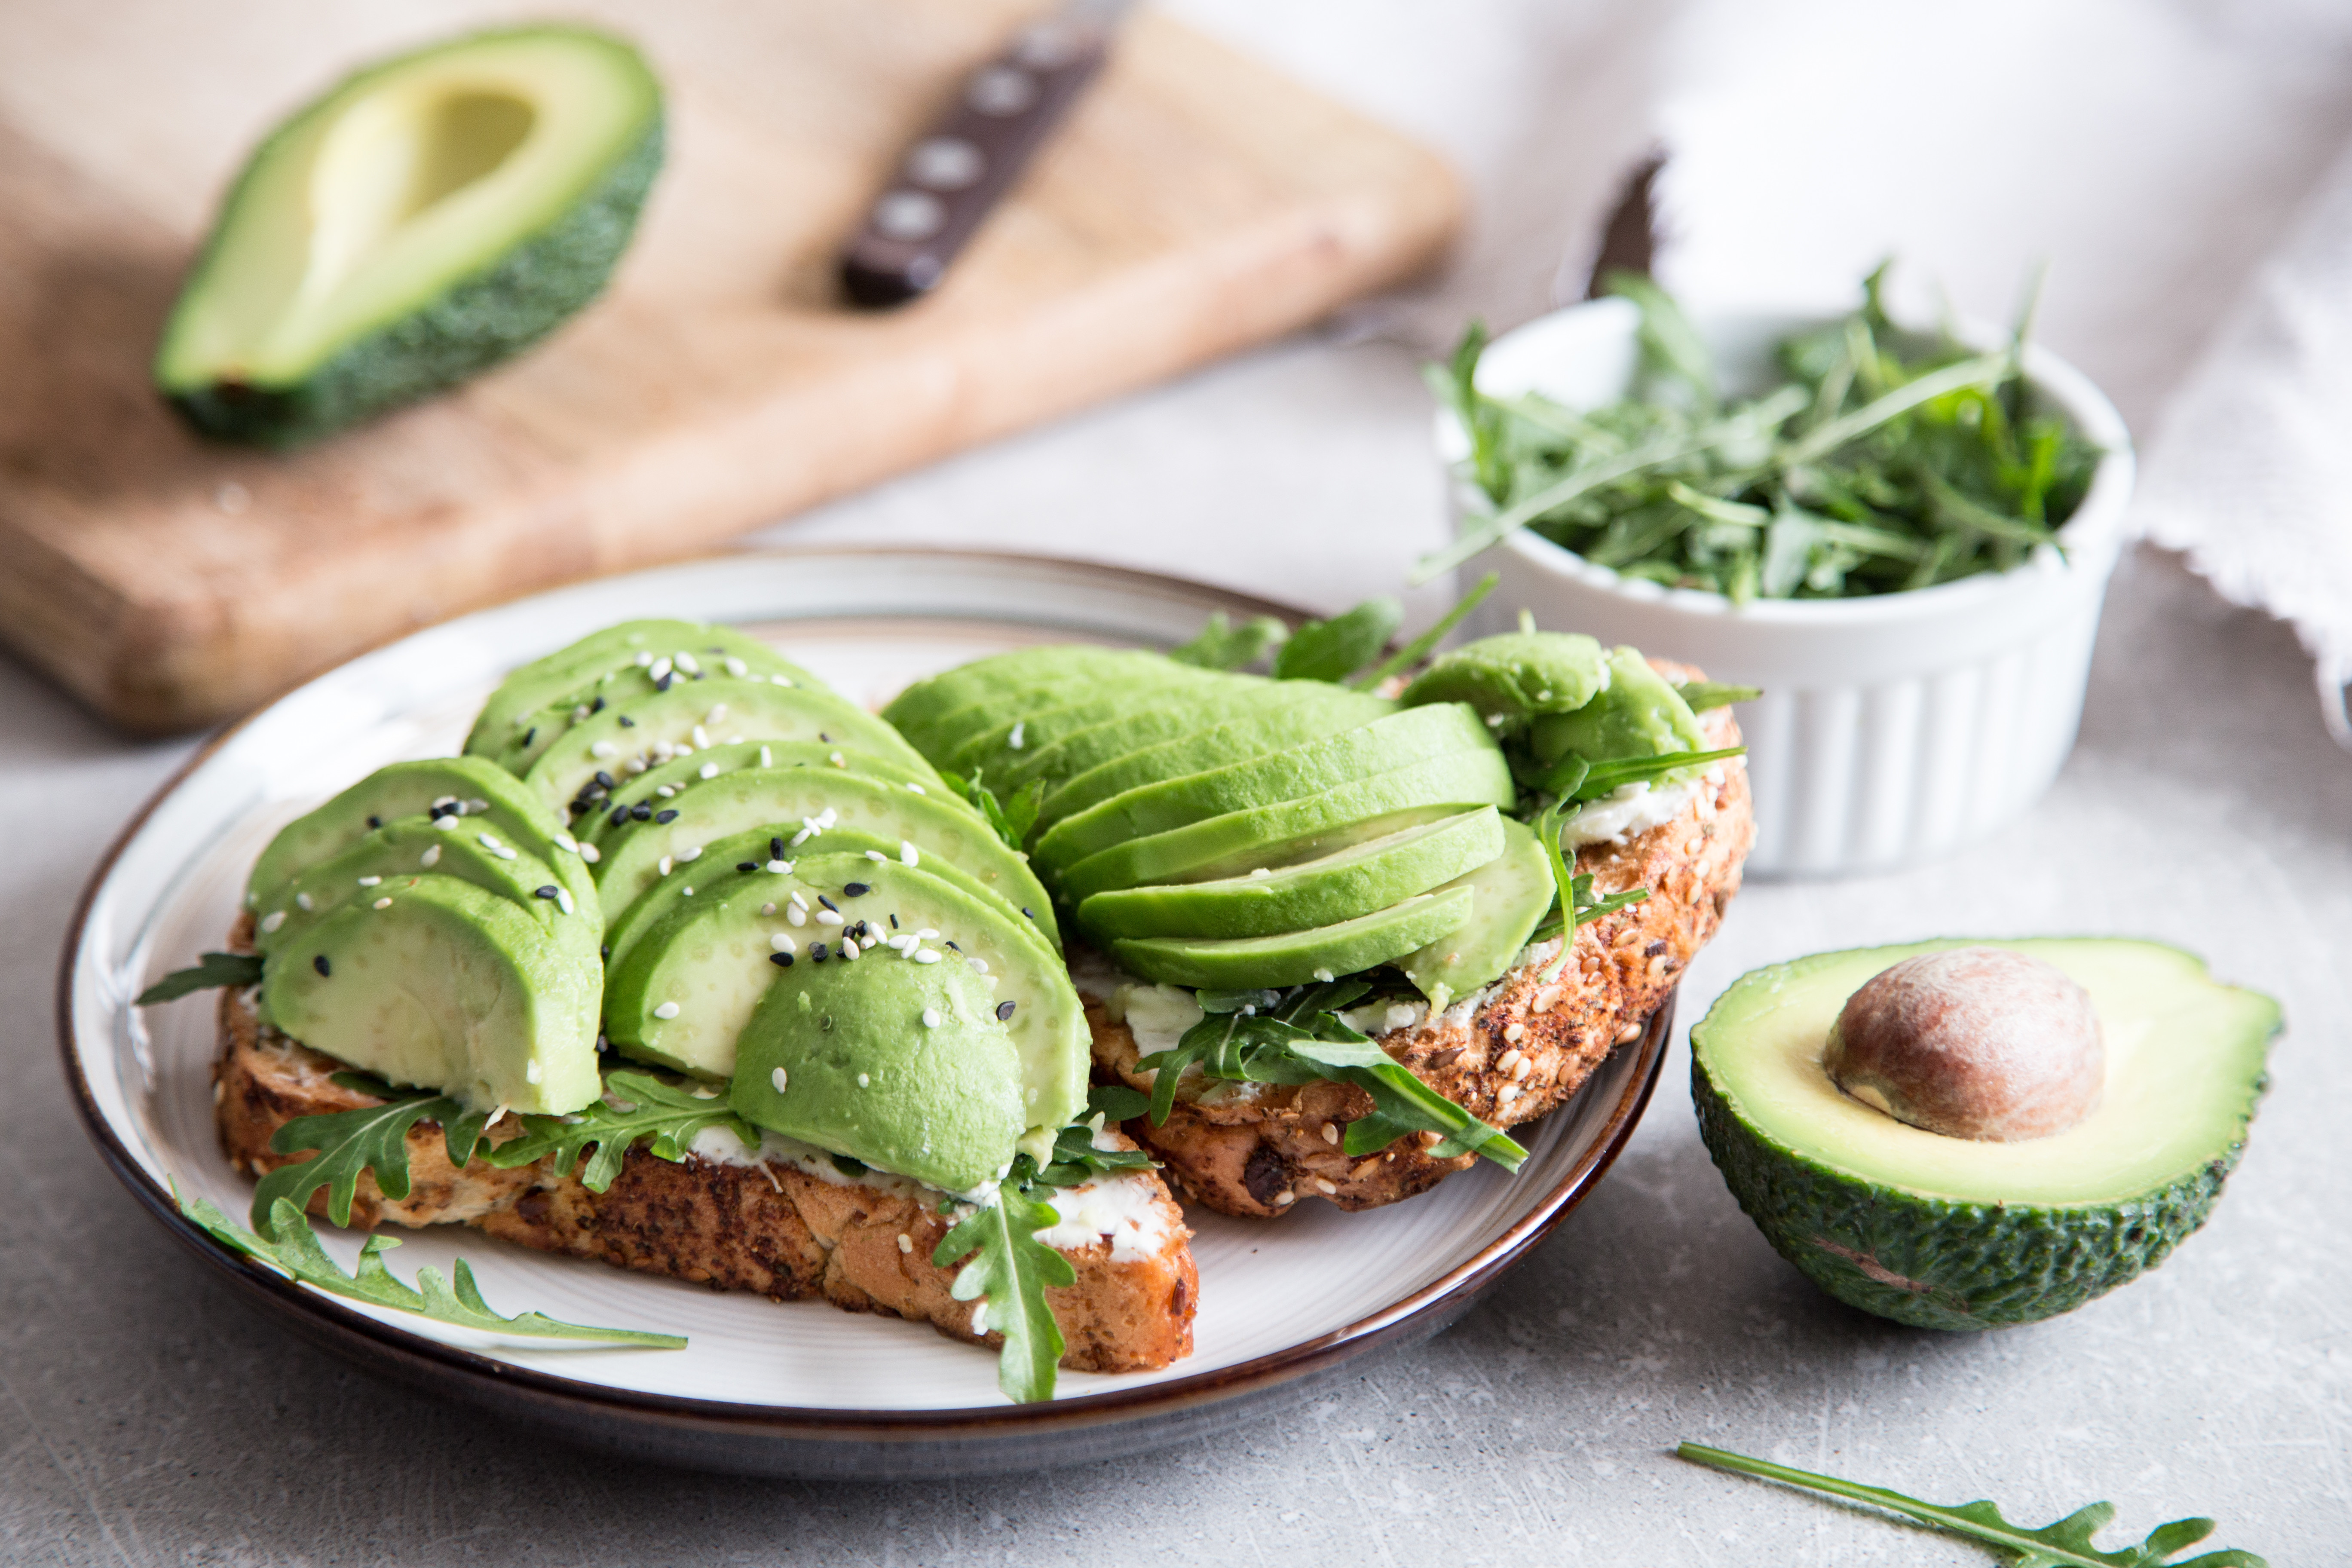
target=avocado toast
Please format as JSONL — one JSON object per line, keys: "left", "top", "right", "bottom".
{"left": 201, "top": 620, "right": 1196, "bottom": 1401}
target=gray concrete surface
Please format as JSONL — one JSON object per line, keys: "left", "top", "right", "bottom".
{"left": 2, "top": 327, "right": 2345, "bottom": 1562}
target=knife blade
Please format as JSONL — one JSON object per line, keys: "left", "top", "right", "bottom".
{"left": 839, "top": 0, "right": 1136, "bottom": 308}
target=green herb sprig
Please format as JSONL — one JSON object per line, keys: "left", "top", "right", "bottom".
{"left": 136, "top": 951, "right": 263, "bottom": 1005}
{"left": 932, "top": 1182, "right": 1075, "bottom": 1404}
{"left": 939, "top": 766, "right": 1043, "bottom": 851}
{"left": 1136, "top": 981, "right": 1527, "bottom": 1169}
{"left": 253, "top": 1073, "right": 487, "bottom": 1234}
{"left": 1418, "top": 264, "right": 2100, "bottom": 599}
{"left": 487, "top": 1071, "right": 758, "bottom": 1190}
{"left": 1528, "top": 797, "right": 1649, "bottom": 983}
{"left": 179, "top": 1186, "right": 684, "bottom": 1348}
{"left": 1168, "top": 611, "right": 1289, "bottom": 672}
{"left": 1677, "top": 1444, "right": 2264, "bottom": 1568}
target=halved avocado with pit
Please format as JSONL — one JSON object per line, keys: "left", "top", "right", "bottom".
{"left": 1690, "top": 937, "right": 2278, "bottom": 1330}
{"left": 155, "top": 25, "right": 663, "bottom": 446}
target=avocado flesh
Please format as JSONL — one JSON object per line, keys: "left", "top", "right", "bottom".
{"left": 254, "top": 820, "right": 572, "bottom": 956}
{"left": 584, "top": 741, "right": 962, "bottom": 842}
{"left": 882, "top": 648, "right": 1184, "bottom": 754}
{"left": 1400, "top": 631, "right": 1609, "bottom": 724}
{"left": 940, "top": 670, "right": 1241, "bottom": 787}
{"left": 1528, "top": 645, "right": 1707, "bottom": 767}
{"left": 601, "top": 824, "right": 1039, "bottom": 978}
{"left": 154, "top": 26, "right": 662, "bottom": 446}
{"left": 1110, "top": 885, "right": 1474, "bottom": 990}
{"left": 586, "top": 764, "right": 1056, "bottom": 948}
{"left": 245, "top": 755, "right": 591, "bottom": 918}
{"left": 606, "top": 856, "right": 1089, "bottom": 1142}
{"left": 1035, "top": 703, "right": 1498, "bottom": 873}
{"left": 1077, "top": 807, "right": 1504, "bottom": 941}
{"left": 1396, "top": 816, "right": 1557, "bottom": 1011}
{"left": 521, "top": 678, "right": 934, "bottom": 817}
{"left": 1690, "top": 937, "right": 2279, "bottom": 1330}
{"left": 729, "top": 939, "right": 1025, "bottom": 1194}
{"left": 260, "top": 874, "right": 602, "bottom": 1114}
{"left": 1037, "top": 688, "right": 1398, "bottom": 831}
{"left": 479, "top": 649, "right": 821, "bottom": 775}
{"left": 466, "top": 620, "right": 818, "bottom": 761}
{"left": 1055, "top": 749, "right": 1516, "bottom": 902}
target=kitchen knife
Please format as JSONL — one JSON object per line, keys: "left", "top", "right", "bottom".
{"left": 839, "top": 0, "right": 1135, "bottom": 308}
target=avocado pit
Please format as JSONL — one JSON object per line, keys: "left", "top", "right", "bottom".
{"left": 1825, "top": 946, "right": 2103, "bottom": 1142}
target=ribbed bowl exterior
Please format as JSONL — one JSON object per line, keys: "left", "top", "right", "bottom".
{"left": 1444, "top": 303, "right": 2136, "bottom": 878}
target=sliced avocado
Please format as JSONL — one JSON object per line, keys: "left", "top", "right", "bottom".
{"left": 1035, "top": 704, "right": 1500, "bottom": 873}
{"left": 729, "top": 938, "right": 1025, "bottom": 1194}
{"left": 940, "top": 669, "right": 1238, "bottom": 786}
{"left": 260, "top": 874, "right": 601, "bottom": 1114}
{"left": 1528, "top": 646, "right": 1708, "bottom": 766}
{"left": 1055, "top": 749, "right": 1516, "bottom": 902}
{"left": 1690, "top": 938, "right": 2279, "bottom": 1330}
{"left": 1037, "top": 688, "right": 1398, "bottom": 831}
{"left": 466, "top": 619, "right": 819, "bottom": 763}
{"left": 882, "top": 648, "right": 1179, "bottom": 754}
{"left": 600, "top": 824, "right": 1034, "bottom": 978}
{"left": 481, "top": 657, "right": 824, "bottom": 776}
{"left": 606, "top": 856, "right": 1089, "bottom": 1138}
{"left": 583, "top": 740, "right": 960, "bottom": 844}
{"left": 1400, "top": 631, "right": 1609, "bottom": 729}
{"left": 154, "top": 26, "right": 663, "bottom": 446}
{"left": 587, "top": 765, "right": 1056, "bottom": 948}
{"left": 1078, "top": 807, "right": 1506, "bottom": 943}
{"left": 1109, "top": 885, "right": 1473, "bottom": 989}
{"left": 252, "top": 818, "right": 576, "bottom": 956}
{"left": 246, "top": 755, "right": 592, "bottom": 917}
{"left": 1396, "top": 817, "right": 1556, "bottom": 1011}
{"left": 522, "top": 678, "right": 934, "bottom": 818}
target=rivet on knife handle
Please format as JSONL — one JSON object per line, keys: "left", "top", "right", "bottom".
{"left": 840, "top": 12, "right": 1116, "bottom": 308}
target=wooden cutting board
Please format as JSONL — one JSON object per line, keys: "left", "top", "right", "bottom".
{"left": 0, "top": 1, "right": 1458, "bottom": 734}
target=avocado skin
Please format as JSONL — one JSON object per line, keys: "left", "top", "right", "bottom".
{"left": 1690, "top": 1043, "right": 2246, "bottom": 1332}
{"left": 166, "top": 115, "right": 663, "bottom": 448}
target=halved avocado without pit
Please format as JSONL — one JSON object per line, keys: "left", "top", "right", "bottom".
{"left": 155, "top": 26, "right": 664, "bottom": 446}
{"left": 1691, "top": 937, "right": 2278, "bottom": 1330}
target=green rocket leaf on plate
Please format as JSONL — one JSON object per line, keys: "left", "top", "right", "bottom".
{"left": 136, "top": 951, "right": 264, "bottom": 1005}
{"left": 1349, "top": 571, "right": 1501, "bottom": 692}
{"left": 1673, "top": 680, "right": 1761, "bottom": 712}
{"left": 487, "top": 1070, "right": 757, "bottom": 1193}
{"left": 932, "top": 1179, "right": 1077, "bottom": 1404}
{"left": 1168, "top": 611, "right": 1290, "bottom": 671}
{"left": 1675, "top": 1444, "right": 2266, "bottom": 1568}
{"left": 1272, "top": 598, "right": 1404, "bottom": 683}
{"left": 937, "top": 766, "right": 1044, "bottom": 851}
{"left": 178, "top": 1185, "right": 683, "bottom": 1349}
{"left": 252, "top": 1073, "right": 487, "bottom": 1235}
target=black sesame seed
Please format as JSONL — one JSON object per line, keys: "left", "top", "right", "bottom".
{"left": 601, "top": 944, "right": 612, "bottom": 960}
{"left": 365, "top": 815, "right": 381, "bottom": 829}
{"left": 632, "top": 804, "right": 652, "bottom": 821}
{"left": 945, "top": 940, "right": 961, "bottom": 952}
{"left": 811, "top": 942, "right": 828, "bottom": 963}
{"left": 770, "top": 837, "right": 785, "bottom": 860}
{"left": 1022, "top": 907, "right": 1036, "bottom": 920}
{"left": 738, "top": 861, "right": 758, "bottom": 873}
{"left": 611, "top": 806, "right": 629, "bottom": 827}
{"left": 888, "top": 913, "right": 899, "bottom": 929}
{"left": 996, "top": 1000, "right": 1017, "bottom": 1021}
{"left": 769, "top": 952, "right": 794, "bottom": 968}
{"left": 619, "top": 715, "right": 636, "bottom": 728}
{"left": 818, "top": 733, "right": 831, "bottom": 744}
{"left": 534, "top": 885, "right": 559, "bottom": 900}
{"left": 590, "top": 696, "right": 606, "bottom": 714}
{"left": 655, "top": 808, "right": 679, "bottom": 824}
{"left": 432, "top": 797, "right": 457, "bottom": 814}
{"left": 312, "top": 954, "right": 331, "bottom": 977}
{"left": 818, "top": 894, "right": 839, "bottom": 913}
{"left": 595, "top": 770, "right": 616, "bottom": 789}
{"left": 655, "top": 673, "right": 674, "bottom": 692}
{"left": 522, "top": 727, "right": 536, "bottom": 747}
{"left": 843, "top": 882, "right": 869, "bottom": 897}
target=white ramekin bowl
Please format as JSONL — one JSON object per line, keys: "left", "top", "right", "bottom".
{"left": 1440, "top": 298, "right": 2136, "bottom": 877}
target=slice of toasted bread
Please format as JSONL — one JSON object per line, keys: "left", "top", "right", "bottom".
{"left": 1087, "top": 680, "right": 1753, "bottom": 1217}
{"left": 213, "top": 987, "right": 1196, "bottom": 1374}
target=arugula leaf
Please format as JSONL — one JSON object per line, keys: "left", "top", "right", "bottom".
{"left": 932, "top": 1181, "right": 1076, "bottom": 1403}
{"left": 1675, "top": 1444, "right": 2265, "bottom": 1568}
{"left": 253, "top": 1077, "right": 484, "bottom": 1235}
{"left": 1528, "top": 797, "right": 1650, "bottom": 982}
{"left": 1674, "top": 680, "right": 1761, "bottom": 712}
{"left": 137, "top": 951, "right": 263, "bottom": 1005}
{"left": 487, "top": 1071, "right": 757, "bottom": 1193}
{"left": 179, "top": 1186, "right": 684, "bottom": 1348}
{"left": 1351, "top": 572, "right": 1501, "bottom": 692}
{"left": 1138, "top": 991, "right": 1527, "bottom": 1171}
{"left": 1272, "top": 598, "right": 1404, "bottom": 684}
{"left": 1086, "top": 1083, "right": 1151, "bottom": 1122}
{"left": 1167, "top": 612, "right": 1289, "bottom": 671}
{"left": 1542, "top": 744, "right": 1748, "bottom": 803}
{"left": 937, "top": 766, "right": 1044, "bottom": 851}
{"left": 1602, "top": 269, "right": 1716, "bottom": 406}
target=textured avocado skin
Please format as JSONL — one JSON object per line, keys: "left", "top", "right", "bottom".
{"left": 1690, "top": 1054, "right": 2244, "bottom": 1331}
{"left": 167, "top": 116, "right": 663, "bottom": 448}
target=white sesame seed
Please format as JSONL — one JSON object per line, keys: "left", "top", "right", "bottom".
{"left": 677, "top": 845, "right": 702, "bottom": 862}
{"left": 897, "top": 1233, "right": 912, "bottom": 1254}
{"left": 770, "top": 674, "right": 792, "bottom": 687}
{"left": 674, "top": 742, "right": 693, "bottom": 757}
{"left": 915, "top": 949, "right": 941, "bottom": 964}
{"left": 467, "top": 799, "right": 488, "bottom": 814}
{"left": 357, "top": 875, "right": 381, "bottom": 887}
{"left": 295, "top": 893, "right": 313, "bottom": 912}
{"left": 372, "top": 897, "right": 392, "bottom": 910}
{"left": 623, "top": 759, "right": 647, "bottom": 775}
{"left": 1504, "top": 1023, "right": 1526, "bottom": 1044}
{"left": 917, "top": 928, "right": 939, "bottom": 940}
{"left": 591, "top": 741, "right": 619, "bottom": 760}
{"left": 1312, "top": 968, "right": 1335, "bottom": 983}
{"left": 653, "top": 741, "right": 676, "bottom": 763}
{"left": 1008, "top": 722, "right": 1025, "bottom": 750}
{"left": 771, "top": 1066, "right": 789, "bottom": 1092}
{"left": 1510, "top": 1057, "right": 1532, "bottom": 1081}
{"left": 1322, "top": 1123, "right": 1338, "bottom": 1145}
{"left": 526, "top": 1060, "right": 541, "bottom": 1084}
{"left": 1498, "top": 1048, "right": 1523, "bottom": 1072}
{"left": 649, "top": 657, "right": 672, "bottom": 682}
{"left": 495, "top": 847, "right": 516, "bottom": 861}
{"left": 790, "top": 891, "right": 809, "bottom": 910}
{"left": 1531, "top": 986, "right": 1559, "bottom": 1014}
{"left": 766, "top": 858, "right": 792, "bottom": 874}
{"left": 656, "top": 785, "right": 676, "bottom": 798}
{"left": 906, "top": 782, "right": 925, "bottom": 795}
{"left": 699, "top": 762, "right": 720, "bottom": 780}
{"left": 1313, "top": 1178, "right": 1337, "bottom": 1195}
{"left": 553, "top": 833, "right": 577, "bottom": 852}
{"left": 759, "top": 746, "right": 773, "bottom": 767}
{"left": 818, "top": 808, "right": 838, "bottom": 827}
{"left": 789, "top": 828, "right": 813, "bottom": 848}
{"left": 692, "top": 725, "right": 710, "bottom": 749}
{"left": 968, "top": 957, "right": 989, "bottom": 975}
{"left": 866, "top": 849, "right": 887, "bottom": 862}
{"left": 1249, "top": 867, "right": 1273, "bottom": 879}
{"left": 840, "top": 936, "right": 859, "bottom": 958}
{"left": 654, "top": 1001, "right": 681, "bottom": 1020}
{"left": 478, "top": 833, "right": 503, "bottom": 850}
{"left": 636, "top": 651, "right": 653, "bottom": 667}
{"left": 573, "top": 705, "right": 591, "bottom": 723}
{"left": 922, "top": 1008, "right": 942, "bottom": 1029}
{"left": 1273, "top": 1191, "right": 1296, "bottom": 1207}
{"left": 724, "top": 657, "right": 749, "bottom": 678}
{"left": 816, "top": 909, "right": 843, "bottom": 926}
{"left": 676, "top": 652, "right": 701, "bottom": 675}
{"left": 557, "top": 888, "right": 575, "bottom": 914}
{"left": 1617, "top": 1022, "right": 1644, "bottom": 1044}
{"left": 658, "top": 856, "right": 674, "bottom": 876}
{"left": 579, "top": 842, "right": 600, "bottom": 864}
{"left": 770, "top": 932, "right": 796, "bottom": 953}
{"left": 787, "top": 904, "right": 807, "bottom": 927}
{"left": 1499, "top": 1084, "right": 1522, "bottom": 1104}
{"left": 900, "top": 840, "right": 920, "bottom": 866}
{"left": 433, "top": 815, "right": 459, "bottom": 830}
{"left": 682, "top": 886, "right": 694, "bottom": 897}
{"left": 260, "top": 911, "right": 286, "bottom": 932}
{"left": 857, "top": 1073, "right": 870, "bottom": 1088}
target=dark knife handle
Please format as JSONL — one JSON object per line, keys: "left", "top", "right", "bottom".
{"left": 840, "top": 15, "right": 1113, "bottom": 308}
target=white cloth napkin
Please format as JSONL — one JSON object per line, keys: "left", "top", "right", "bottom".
{"left": 2132, "top": 134, "right": 2352, "bottom": 749}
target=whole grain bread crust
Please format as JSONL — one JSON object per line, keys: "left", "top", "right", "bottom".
{"left": 1088, "top": 674, "right": 1752, "bottom": 1218}
{"left": 213, "top": 986, "right": 1195, "bottom": 1375}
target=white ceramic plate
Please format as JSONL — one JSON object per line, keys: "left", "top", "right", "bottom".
{"left": 61, "top": 548, "right": 1669, "bottom": 1477}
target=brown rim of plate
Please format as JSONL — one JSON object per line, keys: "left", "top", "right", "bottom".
{"left": 55, "top": 545, "right": 1673, "bottom": 1442}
